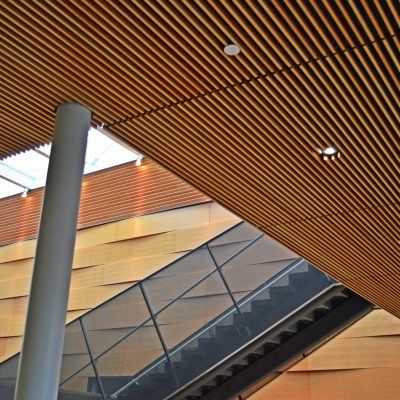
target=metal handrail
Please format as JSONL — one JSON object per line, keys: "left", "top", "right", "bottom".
{"left": 1, "top": 218, "right": 329, "bottom": 400}
{"left": 77, "top": 221, "right": 246, "bottom": 321}
{"left": 166, "top": 282, "right": 343, "bottom": 400}
{"left": 110, "top": 257, "right": 308, "bottom": 398}
{"left": 60, "top": 224, "right": 264, "bottom": 387}
{"left": 60, "top": 241, "right": 266, "bottom": 387}
{"left": 59, "top": 254, "right": 303, "bottom": 388}
{"left": 58, "top": 232, "right": 261, "bottom": 395}
{"left": 0, "top": 221, "right": 246, "bottom": 369}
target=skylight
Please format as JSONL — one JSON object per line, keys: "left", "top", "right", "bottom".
{"left": 0, "top": 128, "right": 140, "bottom": 199}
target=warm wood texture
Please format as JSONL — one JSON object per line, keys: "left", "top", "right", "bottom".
{"left": 0, "top": 159, "right": 209, "bottom": 246}
{"left": 0, "top": 202, "right": 240, "bottom": 363}
{"left": 245, "top": 309, "right": 400, "bottom": 400}
{"left": 0, "top": 1, "right": 398, "bottom": 316}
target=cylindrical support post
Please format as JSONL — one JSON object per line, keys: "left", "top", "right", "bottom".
{"left": 14, "top": 103, "right": 91, "bottom": 400}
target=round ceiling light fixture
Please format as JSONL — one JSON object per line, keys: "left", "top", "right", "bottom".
{"left": 224, "top": 44, "right": 241, "bottom": 56}
{"left": 318, "top": 147, "right": 340, "bottom": 161}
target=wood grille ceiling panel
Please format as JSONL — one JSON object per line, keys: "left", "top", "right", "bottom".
{"left": 0, "top": 2, "right": 399, "bottom": 315}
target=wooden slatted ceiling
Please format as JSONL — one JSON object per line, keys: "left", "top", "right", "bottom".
{"left": 0, "top": 2, "right": 399, "bottom": 315}
{"left": 0, "top": 159, "right": 209, "bottom": 246}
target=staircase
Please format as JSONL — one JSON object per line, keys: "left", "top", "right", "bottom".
{"left": 107, "top": 265, "right": 370, "bottom": 400}
{"left": 0, "top": 222, "right": 371, "bottom": 400}
{"left": 168, "top": 287, "right": 369, "bottom": 400}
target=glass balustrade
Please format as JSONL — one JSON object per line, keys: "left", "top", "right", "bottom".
{"left": 0, "top": 221, "right": 334, "bottom": 400}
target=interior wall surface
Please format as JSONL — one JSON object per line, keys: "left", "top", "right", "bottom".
{"left": 0, "top": 202, "right": 240, "bottom": 363}
{"left": 0, "top": 158, "right": 209, "bottom": 246}
{"left": 243, "top": 308, "right": 400, "bottom": 400}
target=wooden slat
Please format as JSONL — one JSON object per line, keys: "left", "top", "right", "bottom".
{"left": 0, "top": 1, "right": 398, "bottom": 318}
{"left": 0, "top": 159, "right": 209, "bottom": 246}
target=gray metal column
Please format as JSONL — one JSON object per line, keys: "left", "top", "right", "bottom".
{"left": 14, "top": 103, "right": 91, "bottom": 400}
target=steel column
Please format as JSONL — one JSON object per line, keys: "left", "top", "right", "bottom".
{"left": 14, "top": 103, "right": 91, "bottom": 400}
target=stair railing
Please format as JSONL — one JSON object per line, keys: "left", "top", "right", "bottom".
{"left": 2, "top": 221, "right": 282, "bottom": 399}
{"left": 110, "top": 257, "right": 312, "bottom": 398}
{"left": 0, "top": 219, "right": 334, "bottom": 400}
{"left": 65, "top": 227, "right": 267, "bottom": 396}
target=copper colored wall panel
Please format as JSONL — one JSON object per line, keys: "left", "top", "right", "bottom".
{"left": 0, "top": 159, "right": 209, "bottom": 246}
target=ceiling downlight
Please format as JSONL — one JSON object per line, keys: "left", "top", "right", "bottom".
{"left": 319, "top": 147, "right": 341, "bottom": 161}
{"left": 224, "top": 44, "right": 241, "bottom": 56}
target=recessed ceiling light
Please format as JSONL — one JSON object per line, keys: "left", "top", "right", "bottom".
{"left": 318, "top": 147, "right": 340, "bottom": 161}
{"left": 224, "top": 44, "right": 241, "bottom": 56}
